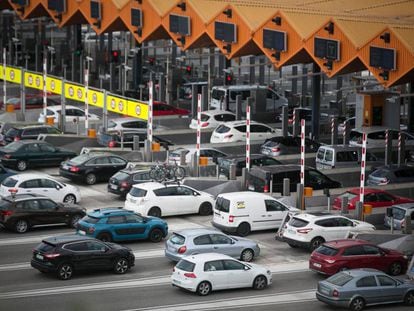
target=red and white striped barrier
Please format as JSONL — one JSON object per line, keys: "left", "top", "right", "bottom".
{"left": 147, "top": 80, "right": 153, "bottom": 142}
{"left": 84, "top": 68, "right": 89, "bottom": 130}
{"left": 343, "top": 121, "right": 347, "bottom": 143}
{"left": 398, "top": 131, "right": 402, "bottom": 155}
{"left": 196, "top": 94, "right": 201, "bottom": 158}
{"left": 42, "top": 56, "right": 47, "bottom": 122}
{"left": 246, "top": 104, "right": 251, "bottom": 170}
{"left": 300, "top": 119, "right": 305, "bottom": 185}
{"left": 385, "top": 130, "right": 389, "bottom": 150}
{"left": 359, "top": 132, "right": 367, "bottom": 203}
{"left": 331, "top": 117, "right": 335, "bottom": 136}
{"left": 2, "top": 48, "right": 6, "bottom": 109}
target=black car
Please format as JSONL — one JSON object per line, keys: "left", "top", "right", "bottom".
{"left": 4, "top": 125, "right": 62, "bottom": 144}
{"left": 218, "top": 154, "right": 282, "bottom": 178}
{"left": 0, "top": 194, "right": 86, "bottom": 233}
{"left": 108, "top": 168, "right": 151, "bottom": 196}
{"left": 60, "top": 152, "right": 128, "bottom": 185}
{"left": 97, "top": 130, "right": 173, "bottom": 149}
{"left": 31, "top": 235, "right": 135, "bottom": 280}
{"left": 0, "top": 140, "right": 77, "bottom": 171}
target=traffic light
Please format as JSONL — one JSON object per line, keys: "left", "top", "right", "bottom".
{"left": 74, "top": 44, "right": 83, "bottom": 56}
{"left": 185, "top": 66, "right": 192, "bottom": 75}
{"left": 111, "top": 50, "right": 120, "bottom": 63}
{"left": 225, "top": 72, "right": 234, "bottom": 85}
{"left": 148, "top": 57, "right": 155, "bottom": 66}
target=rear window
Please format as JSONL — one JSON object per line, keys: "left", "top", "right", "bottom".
{"left": 129, "top": 187, "right": 147, "bottom": 197}
{"left": 289, "top": 217, "right": 309, "bottom": 228}
{"left": 37, "top": 242, "right": 56, "bottom": 252}
{"left": 176, "top": 259, "right": 195, "bottom": 272}
{"left": 317, "top": 149, "right": 325, "bottom": 160}
{"left": 215, "top": 197, "right": 230, "bottom": 213}
{"left": 2, "top": 177, "right": 18, "bottom": 187}
{"left": 200, "top": 114, "right": 210, "bottom": 122}
{"left": 112, "top": 171, "right": 130, "bottom": 181}
{"left": 0, "top": 199, "right": 11, "bottom": 210}
{"left": 391, "top": 207, "right": 406, "bottom": 220}
{"left": 83, "top": 216, "right": 100, "bottom": 224}
{"left": 5, "top": 128, "right": 20, "bottom": 137}
{"left": 371, "top": 169, "right": 389, "bottom": 177}
{"left": 326, "top": 272, "right": 354, "bottom": 286}
{"left": 69, "top": 154, "right": 91, "bottom": 165}
{"left": 315, "top": 245, "right": 339, "bottom": 256}
{"left": 169, "top": 233, "right": 185, "bottom": 245}
{"left": 215, "top": 125, "right": 231, "bottom": 134}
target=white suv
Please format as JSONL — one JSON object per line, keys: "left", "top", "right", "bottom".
{"left": 124, "top": 182, "right": 215, "bottom": 217}
{"left": 282, "top": 213, "right": 375, "bottom": 251}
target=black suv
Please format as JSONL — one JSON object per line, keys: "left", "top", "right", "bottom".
{"left": 31, "top": 235, "right": 135, "bottom": 280}
{"left": 0, "top": 194, "right": 86, "bottom": 233}
{"left": 4, "top": 125, "right": 62, "bottom": 144}
{"left": 218, "top": 154, "right": 282, "bottom": 178}
{"left": 108, "top": 168, "right": 151, "bottom": 196}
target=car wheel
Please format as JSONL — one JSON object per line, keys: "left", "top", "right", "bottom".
{"left": 97, "top": 232, "right": 112, "bottom": 242}
{"left": 309, "top": 237, "right": 324, "bottom": 251}
{"left": 63, "top": 194, "right": 77, "bottom": 204}
{"left": 148, "top": 207, "right": 161, "bottom": 218}
{"left": 196, "top": 281, "right": 212, "bottom": 296}
{"left": 389, "top": 261, "right": 403, "bottom": 276}
{"left": 198, "top": 202, "right": 212, "bottom": 216}
{"left": 57, "top": 263, "right": 73, "bottom": 280}
{"left": 149, "top": 228, "right": 163, "bottom": 243}
{"left": 16, "top": 160, "right": 27, "bottom": 171}
{"left": 113, "top": 257, "right": 129, "bottom": 274}
{"left": 349, "top": 297, "right": 365, "bottom": 311}
{"left": 236, "top": 222, "right": 251, "bottom": 237}
{"left": 253, "top": 275, "right": 267, "bottom": 290}
{"left": 69, "top": 214, "right": 82, "bottom": 228}
{"left": 404, "top": 291, "right": 414, "bottom": 306}
{"left": 240, "top": 249, "right": 254, "bottom": 262}
{"left": 14, "top": 219, "right": 29, "bottom": 233}
{"left": 85, "top": 173, "right": 97, "bottom": 185}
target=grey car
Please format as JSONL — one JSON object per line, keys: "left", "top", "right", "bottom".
{"left": 164, "top": 228, "right": 260, "bottom": 262}
{"left": 384, "top": 203, "right": 414, "bottom": 230}
{"left": 368, "top": 165, "right": 414, "bottom": 186}
{"left": 316, "top": 269, "right": 414, "bottom": 311}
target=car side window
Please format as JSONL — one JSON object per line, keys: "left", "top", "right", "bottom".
{"left": 376, "top": 193, "right": 394, "bottom": 202}
{"left": 377, "top": 275, "right": 397, "bottom": 286}
{"left": 40, "top": 179, "right": 58, "bottom": 188}
{"left": 204, "top": 260, "right": 224, "bottom": 272}
{"left": 110, "top": 157, "right": 126, "bottom": 165}
{"left": 24, "top": 200, "right": 40, "bottom": 211}
{"left": 107, "top": 216, "right": 126, "bottom": 224}
{"left": 193, "top": 234, "right": 212, "bottom": 245}
{"left": 125, "top": 214, "right": 143, "bottom": 223}
{"left": 356, "top": 276, "right": 377, "bottom": 287}
{"left": 23, "top": 128, "right": 41, "bottom": 136}
{"left": 86, "top": 241, "right": 108, "bottom": 252}
{"left": 363, "top": 245, "right": 381, "bottom": 255}
{"left": 64, "top": 242, "right": 88, "bottom": 252}
{"left": 39, "top": 144, "right": 56, "bottom": 153}
{"left": 153, "top": 187, "right": 176, "bottom": 196}
{"left": 315, "top": 219, "right": 337, "bottom": 227}
{"left": 234, "top": 125, "right": 247, "bottom": 133}
{"left": 26, "top": 143, "right": 40, "bottom": 152}
{"left": 335, "top": 217, "right": 353, "bottom": 227}
{"left": 343, "top": 245, "right": 365, "bottom": 256}
{"left": 39, "top": 199, "right": 58, "bottom": 210}
{"left": 210, "top": 234, "right": 232, "bottom": 244}
{"left": 223, "top": 260, "right": 245, "bottom": 270}
{"left": 176, "top": 186, "right": 193, "bottom": 196}
{"left": 364, "top": 193, "right": 377, "bottom": 202}
{"left": 95, "top": 157, "right": 110, "bottom": 165}
{"left": 20, "top": 179, "right": 41, "bottom": 188}
{"left": 265, "top": 200, "right": 286, "bottom": 212}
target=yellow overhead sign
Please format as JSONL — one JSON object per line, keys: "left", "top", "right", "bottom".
{"left": 24, "top": 72, "right": 43, "bottom": 90}
{"left": 46, "top": 76, "right": 63, "bottom": 95}
{"left": 88, "top": 89, "right": 104, "bottom": 108}
{"left": 127, "top": 100, "right": 148, "bottom": 121}
{"left": 0, "top": 66, "right": 22, "bottom": 84}
{"left": 107, "top": 95, "right": 128, "bottom": 115}
{"left": 65, "top": 83, "right": 85, "bottom": 102}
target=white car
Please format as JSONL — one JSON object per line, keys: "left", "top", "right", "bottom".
{"left": 282, "top": 213, "right": 375, "bottom": 251}
{"left": 189, "top": 110, "right": 236, "bottom": 130}
{"left": 171, "top": 253, "right": 272, "bottom": 296}
{"left": 104, "top": 117, "right": 167, "bottom": 133}
{"left": 210, "top": 121, "right": 281, "bottom": 144}
{"left": 0, "top": 173, "right": 81, "bottom": 204}
{"left": 38, "top": 105, "right": 100, "bottom": 124}
{"left": 124, "top": 182, "right": 215, "bottom": 217}
{"left": 168, "top": 147, "right": 227, "bottom": 165}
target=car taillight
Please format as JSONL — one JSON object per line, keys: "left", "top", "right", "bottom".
{"left": 108, "top": 141, "right": 116, "bottom": 148}
{"left": 229, "top": 215, "right": 235, "bottom": 223}
{"left": 172, "top": 267, "right": 175, "bottom": 272}
{"left": 401, "top": 219, "right": 405, "bottom": 228}
{"left": 297, "top": 228, "right": 313, "bottom": 234}
{"left": 264, "top": 184, "right": 269, "bottom": 193}
{"left": 178, "top": 246, "right": 187, "bottom": 254}
{"left": 70, "top": 166, "right": 80, "bottom": 172}
{"left": 184, "top": 273, "right": 197, "bottom": 278}
{"left": 271, "top": 147, "right": 280, "bottom": 152}
{"left": 201, "top": 122, "right": 209, "bottom": 127}
{"left": 332, "top": 289, "right": 339, "bottom": 297}
{"left": 1, "top": 210, "right": 13, "bottom": 216}
{"left": 88, "top": 227, "right": 95, "bottom": 234}
{"left": 14, "top": 136, "right": 20, "bottom": 142}
{"left": 3, "top": 154, "right": 11, "bottom": 159}
{"left": 224, "top": 134, "right": 233, "bottom": 139}
{"left": 120, "top": 181, "right": 130, "bottom": 188}
{"left": 44, "top": 253, "right": 60, "bottom": 259}
{"left": 379, "top": 178, "right": 390, "bottom": 185}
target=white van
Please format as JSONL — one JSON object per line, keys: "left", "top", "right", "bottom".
{"left": 210, "top": 85, "right": 287, "bottom": 112}
{"left": 212, "top": 192, "right": 298, "bottom": 236}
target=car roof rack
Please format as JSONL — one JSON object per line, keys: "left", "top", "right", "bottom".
{"left": 162, "top": 180, "right": 181, "bottom": 187}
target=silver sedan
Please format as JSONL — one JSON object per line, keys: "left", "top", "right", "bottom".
{"left": 164, "top": 228, "right": 260, "bottom": 262}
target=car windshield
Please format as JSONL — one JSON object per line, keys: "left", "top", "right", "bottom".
{"left": 2, "top": 177, "right": 18, "bottom": 187}
{"left": 129, "top": 187, "right": 147, "bottom": 197}
{"left": 215, "top": 197, "right": 230, "bottom": 213}
{"left": 391, "top": 207, "right": 406, "bottom": 220}
{"left": 176, "top": 259, "right": 195, "bottom": 272}
{"left": 215, "top": 125, "right": 231, "bottom": 134}
{"left": 326, "top": 272, "right": 354, "bottom": 286}
{"left": 338, "top": 191, "right": 357, "bottom": 201}
{"left": 2, "top": 141, "right": 22, "bottom": 151}
{"left": 315, "top": 245, "right": 339, "bottom": 256}
{"left": 0, "top": 199, "right": 11, "bottom": 210}
{"left": 169, "top": 233, "right": 185, "bottom": 245}
{"left": 83, "top": 216, "right": 100, "bottom": 224}
{"left": 289, "top": 217, "right": 309, "bottom": 228}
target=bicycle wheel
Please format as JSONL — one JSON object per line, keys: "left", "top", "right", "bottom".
{"left": 150, "top": 168, "right": 166, "bottom": 182}
{"left": 173, "top": 166, "right": 186, "bottom": 181}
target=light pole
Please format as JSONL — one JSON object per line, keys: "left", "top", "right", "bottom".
{"left": 12, "top": 37, "right": 20, "bottom": 66}
{"left": 47, "top": 46, "right": 55, "bottom": 75}
{"left": 85, "top": 56, "right": 93, "bottom": 132}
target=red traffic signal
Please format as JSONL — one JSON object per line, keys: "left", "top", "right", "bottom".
{"left": 148, "top": 57, "right": 155, "bottom": 66}
{"left": 111, "top": 50, "right": 120, "bottom": 63}
{"left": 186, "top": 66, "right": 192, "bottom": 75}
{"left": 225, "top": 72, "right": 233, "bottom": 85}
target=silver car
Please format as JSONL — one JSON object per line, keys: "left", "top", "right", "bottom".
{"left": 384, "top": 203, "right": 414, "bottom": 230}
{"left": 316, "top": 269, "right": 414, "bottom": 311}
{"left": 164, "top": 228, "right": 260, "bottom": 262}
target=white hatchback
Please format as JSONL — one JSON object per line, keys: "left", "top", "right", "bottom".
{"left": 210, "top": 121, "right": 281, "bottom": 144}
{"left": 189, "top": 110, "right": 236, "bottom": 130}
{"left": 38, "top": 105, "right": 100, "bottom": 124}
{"left": 171, "top": 253, "right": 272, "bottom": 295}
{"left": 124, "top": 182, "right": 215, "bottom": 217}
{"left": 0, "top": 173, "right": 81, "bottom": 204}
{"left": 168, "top": 147, "right": 227, "bottom": 165}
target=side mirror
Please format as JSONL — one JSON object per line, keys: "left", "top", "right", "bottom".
{"left": 230, "top": 239, "right": 235, "bottom": 244}
{"left": 243, "top": 265, "right": 250, "bottom": 271}
{"left": 100, "top": 247, "right": 107, "bottom": 253}
{"left": 55, "top": 185, "right": 62, "bottom": 190}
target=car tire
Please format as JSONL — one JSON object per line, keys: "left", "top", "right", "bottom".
{"left": 198, "top": 202, "right": 212, "bottom": 216}
{"left": 253, "top": 275, "right": 267, "bottom": 290}
{"left": 14, "top": 219, "right": 29, "bottom": 233}
{"left": 148, "top": 207, "right": 161, "bottom": 218}
{"left": 113, "top": 257, "right": 129, "bottom": 274}
{"left": 349, "top": 297, "right": 365, "bottom": 311}
{"left": 389, "top": 261, "right": 403, "bottom": 276}
{"left": 16, "top": 160, "right": 27, "bottom": 171}
{"left": 309, "top": 237, "right": 324, "bottom": 251}
{"left": 68, "top": 214, "right": 82, "bottom": 228}
{"left": 404, "top": 291, "right": 414, "bottom": 306}
{"left": 236, "top": 222, "right": 251, "bottom": 237}
{"left": 149, "top": 228, "right": 163, "bottom": 243}
{"left": 85, "top": 173, "right": 97, "bottom": 185}
{"left": 196, "top": 281, "right": 212, "bottom": 296}
{"left": 63, "top": 194, "right": 77, "bottom": 204}
{"left": 57, "top": 263, "right": 73, "bottom": 280}
{"left": 240, "top": 249, "right": 254, "bottom": 262}
{"left": 97, "top": 232, "right": 112, "bottom": 242}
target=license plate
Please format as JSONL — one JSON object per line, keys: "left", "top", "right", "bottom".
{"left": 78, "top": 230, "right": 86, "bottom": 235}
{"left": 313, "top": 262, "right": 321, "bottom": 268}
{"left": 36, "top": 254, "right": 43, "bottom": 260}
{"left": 110, "top": 184, "right": 118, "bottom": 190}
{"left": 320, "top": 287, "right": 330, "bottom": 295}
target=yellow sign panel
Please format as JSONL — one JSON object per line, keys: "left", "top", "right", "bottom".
{"left": 5, "top": 67, "right": 22, "bottom": 84}
{"left": 0, "top": 65, "right": 3, "bottom": 79}
{"left": 65, "top": 83, "right": 85, "bottom": 102}
{"left": 46, "top": 77, "right": 63, "bottom": 95}
{"left": 24, "top": 72, "right": 43, "bottom": 90}
{"left": 237, "top": 201, "right": 246, "bottom": 209}
{"left": 88, "top": 89, "right": 104, "bottom": 108}
{"left": 107, "top": 95, "right": 128, "bottom": 115}
{"left": 127, "top": 100, "right": 148, "bottom": 121}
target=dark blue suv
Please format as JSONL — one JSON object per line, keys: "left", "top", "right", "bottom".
{"left": 76, "top": 208, "right": 168, "bottom": 243}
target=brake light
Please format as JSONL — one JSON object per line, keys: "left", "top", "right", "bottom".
{"left": 271, "top": 147, "right": 280, "bottom": 152}
{"left": 332, "top": 289, "right": 339, "bottom": 297}
{"left": 401, "top": 219, "right": 405, "bottom": 228}
{"left": 297, "top": 228, "right": 313, "bottom": 234}
{"left": 108, "top": 141, "right": 116, "bottom": 148}
{"left": 14, "top": 136, "right": 20, "bottom": 142}
{"left": 44, "top": 253, "right": 61, "bottom": 259}
{"left": 201, "top": 122, "right": 209, "bottom": 127}
{"left": 1, "top": 210, "right": 13, "bottom": 216}
{"left": 264, "top": 184, "right": 269, "bottom": 193}
{"left": 178, "top": 246, "right": 187, "bottom": 254}
{"left": 70, "top": 166, "right": 80, "bottom": 172}
{"left": 3, "top": 154, "right": 11, "bottom": 159}
{"left": 8, "top": 188, "right": 18, "bottom": 194}
{"left": 88, "top": 227, "right": 95, "bottom": 234}
{"left": 120, "top": 181, "right": 130, "bottom": 188}
{"left": 229, "top": 215, "right": 235, "bottom": 223}
{"left": 224, "top": 134, "right": 233, "bottom": 139}
{"left": 184, "top": 273, "right": 197, "bottom": 278}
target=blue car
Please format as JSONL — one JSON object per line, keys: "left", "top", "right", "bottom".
{"left": 76, "top": 208, "right": 168, "bottom": 243}
{"left": 0, "top": 164, "right": 16, "bottom": 183}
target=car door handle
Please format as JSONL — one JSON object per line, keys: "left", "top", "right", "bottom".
{"left": 262, "top": 215, "right": 266, "bottom": 217}
{"left": 213, "top": 247, "right": 218, "bottom": 249}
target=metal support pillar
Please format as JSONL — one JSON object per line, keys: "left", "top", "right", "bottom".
{"left": 296, "top": 183, "right": 304, "bottom": 211}
{"left": 191, "top": 84, "right": 197, "bottom": 119}
{"left": 159, "top": 73, "right": 165, "bottom": 102}
{"left": 330, "top": 117, "right": 338, "bottom": 145}
{"left": 336, "top": 76, "right": 343, "bottom": 115}
{"left": 407, "top": 83, "right": 414, "bottom": 133}
{"left": 258, "top": 56, "right": 265, "bottom": 85}
{"left": 235, "top": 95, "right": 242, "bottom": 120}
{"left": 282, "top": 106, "right": 289, "bottom": 137}
{"left": 301, "top": 67, "right": 308, "bottom": 106}
{"left": 311, "top": 63, "right": 321, "bottom": 140}
{"left": 282, "top": 178, "right": 290, "bottom": 196}
{"left": 249, "top": 56, "right": 255, "bottom": 84}
{"left": 201, "top": 86, "right": 208, "bottom": 111}
{"left": 292, "top": 66, "right": 298, "bottom": 95}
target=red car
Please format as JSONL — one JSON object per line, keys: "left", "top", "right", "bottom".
{"left": 152, "top": 101, "right": 190, "bottom": 116}
{"left": 333, "top": 188, "right": 414, "bottom": 210}
{"left": 309, "top": 239, "right": 408, "bottom": 276}
{"left": 0, "top": 92, "right": 56, "bottom": 110}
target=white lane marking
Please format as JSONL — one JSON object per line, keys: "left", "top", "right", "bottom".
{"left": 0, "top": 263, "right": 31, "bottom": 272}
{"left": 0, "top": 262, "right": 310, "bottom": 299}
{"left": 123, "top": 290, "right": 316, "bottom": 311}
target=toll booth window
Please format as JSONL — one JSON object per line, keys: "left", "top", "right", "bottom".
{"left": 325, "top": 150, "right": 333, "bottom": 162}
{"left": 212, "top": 89, "right": 225, "bottom": 100}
